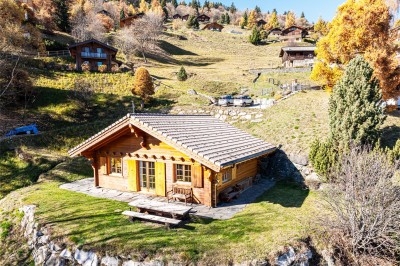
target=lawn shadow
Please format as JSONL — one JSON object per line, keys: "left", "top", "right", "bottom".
{"left": 159, "top": 40, "right": 198, "bottom": 56}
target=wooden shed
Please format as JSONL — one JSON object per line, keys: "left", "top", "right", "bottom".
{"left": 257, "top": 19, "right": 267, "bottom": 27}
{"left": 181, "top": 14, "right": 190, "bottom": 21}
{"left": 68, "top": 114, "right": 276, "bottom": 207}
{"left": 119, "top": 13, "right": 144, "bottom": 28}
{"left": 68, "top": 39, "right": 118, "bottom": 72}
{"left": 197, "top": 14, "right": 210, "bottom": 22}
{"left": 172, "top": 14, "right": 182, "bottom": 19}
{"left": 202, "top": 22, "right": 224, "bottom": 32}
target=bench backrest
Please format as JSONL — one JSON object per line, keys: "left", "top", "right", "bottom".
{"left": 172, "top": 185, "right": 192, "bottom": 195}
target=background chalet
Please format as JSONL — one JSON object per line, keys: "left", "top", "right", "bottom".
{"left": 279, "top": 46, "right": 316, "bottom": 68}
{"left": 68, "top": 114, "right": 276, "bottom": 207}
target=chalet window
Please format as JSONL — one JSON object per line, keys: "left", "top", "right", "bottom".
{"left": 139, "top": 161, "right": 155, "bottom": 191}
{"left": 110, "top": 157, "right": 122, "bottom": 174}
{"left": 222, "top": 168, "right": 232, "bottom": 183}
{"left": 83, "top": 47, "right": 90, "bottom": 52}
{"left": 175, "top": 164, "right": 191, "bottom": 183}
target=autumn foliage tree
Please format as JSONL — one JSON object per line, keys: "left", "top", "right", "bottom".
{"left": 132, "top": 67, "right": 154, "bottom": 105}
{"left": 265, "top": 11, "right": 279, "bottom": 30}
{"left": 285, "top": 11, "right": 295, "bottom": 28}
{"left": 247, "top": 10, "right": 257, "bottom": 29}
{"left": 311, "top": 0, "right": 400, "bottom": 100}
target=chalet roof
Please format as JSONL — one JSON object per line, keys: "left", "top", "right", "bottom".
{"left": 279, "top": 46, "right": 316, "bottom": 57}
{"left": 197, "top": 14, "right": 210, "bottom": 18}
{"left": 269, "top": 27, "right": 282, "bottom": 32}
{"left": 68, "top": 39, "right": 118, "bottom": 52}
{"left": 281, "top": 25, "right": 306, "bottom": 34}
{"left": 120, "top": 12, "right": 145, "bottom": 22}
{"left": 68, "top": 114, "right": 276, "bottom": 171}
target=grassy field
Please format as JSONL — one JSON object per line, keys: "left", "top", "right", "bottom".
{"left": 9, "top": 158, "right": 317, "bottom": 263}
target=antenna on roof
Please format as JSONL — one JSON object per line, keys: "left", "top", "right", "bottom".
{"left": 131, "top": 100, "right": 135, "bottom": 114}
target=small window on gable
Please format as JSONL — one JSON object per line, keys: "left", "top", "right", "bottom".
{"left": 110, "top": 157, "right": 122, "bottom": 175}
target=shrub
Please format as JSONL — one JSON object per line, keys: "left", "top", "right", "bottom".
{"left": 249, "top": 26, "right": 261, "bottom": 45}
{"left": 81, "top": 62, "right": 90, "bottom": 72}
{"left": 132, "top": 67, "right": 154, "bottom": 104}
{"left": 309, "top": 139, "right": 337, "bottom": 178}
{"left": 177, "top": 66, "right": 188, "bottom": 81}
{"left": 98, "top": 65, "right": 107, "bottom": 73}
{"left": 43, "top": 39, "right": 67, "bottom": 51}
{"left": 273, "top": 93, "right": 282, "bottom": 101}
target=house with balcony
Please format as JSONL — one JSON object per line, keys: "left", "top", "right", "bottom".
{"left": 280, "top": 26, "right": 308, "bottom": 42}
{"left": 68, "top": 39, "right": 118, "bottom": 72}
{"left": 279, "top": 46, "right": 316, "bottom": 68}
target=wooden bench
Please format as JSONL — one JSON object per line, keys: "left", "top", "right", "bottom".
{"left": 219, "top": 185, "right": 242, "bottom": 203}
{"left": 167, "top": 185, "right": 193, "bottom": 205}
{"left": 122, "top": 211, "right": 182, "bottom": 228}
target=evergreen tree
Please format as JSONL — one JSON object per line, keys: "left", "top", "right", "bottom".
{"left": 301, "top": 11, "right": 305, "bottom": 18}
{"left": 120, "top": 8, "right": 125, "bottom": 19}
{"left": 187, "top": 15, "right": 199, "bottom": 29}
{"left": 272, "top": 8, "right": 277, "bottom": 14}
{"left": 329, "top": 56, "right": 385, "bottom": 152}
{"left": 225, "top": 12, "right": 230, "bottom": 24}
{"left": 249, "top": 26, "right": 261, "bottom": 45}
{"left": 255, "top": 5, "right": 261, "bottom": 14}
{"left": 171, "top": 0, "right": 178, "bottom": 8}
{"left": 230, "top": 2, "right": 236, "bottom": 13}
{"left": 241, "top": 10, "right": 248, "bottom": 26}
{"left": 161, "top": 0, "right": 166, "bottom": 7}
{"left": 53, "top": 0, "right": 70, "bottom": 32}
{"left": 177, "top": 66, "right": 188, "bottom": 81}
{"left": 220, "top": 13, "right": 226, "bottom": 24}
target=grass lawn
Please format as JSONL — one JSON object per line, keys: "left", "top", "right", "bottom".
{"left": 22, "top": 178, "right": 317, "bottom": 263}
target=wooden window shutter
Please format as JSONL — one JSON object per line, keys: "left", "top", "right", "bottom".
{"left": 127, "top": 160, "right": 139, "bottom": 192}
{"left": 99, "top": 157, "right": 107, "bottom": 174}
{"left": 192, "top": 163, "right": 203, "bottom": 188}
{"left": 155, "top": 162, "right": 166, "bottom": 196}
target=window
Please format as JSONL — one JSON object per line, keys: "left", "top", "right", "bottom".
{"left": 175, "top": 164, "right": 191, "bottom": 183}
{"left": 97, "top": 48, "right": 103, "bottom": 53}
{"left": 222, "top": 169, "right": 232, "bottom": 183}
{"left": 110, "top": 157, "right": 122, "bottom": 174}
{"left": 83, "top": 47, "right": 90, "bottom": 52}
{"left": 139, "top": 161, "right": 155, "bottom": 191}
{"left": 97, "top": 62, "right": 103, "bottom": 66}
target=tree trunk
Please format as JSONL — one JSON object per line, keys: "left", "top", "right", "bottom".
{"left": 141, "top": 50, "right": 147, "bottom": 63}
{"left": 140, "top": 99, "right": 144, "bottom": 109}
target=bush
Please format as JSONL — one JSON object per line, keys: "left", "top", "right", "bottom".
{"left": 81, "top": 62, "right": 90, "bottom": 72}
{"left": 177, "top": 66, "right": 188, "bottom": 81}
{"left": 98, "top": 65, "right": 107, "bottom": 73}
{"left": 273, "top": 93, "right": 282, "bottom": 101}
{"left": 249, "top": 26, "right": 261, "bottom": 45}
{"left": 43, "top": 39, "right": 68, "bottom": 51}
{"left": 309, "top": 139, "right": 337, "bottom": 178}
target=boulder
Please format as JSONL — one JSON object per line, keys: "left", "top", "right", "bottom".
{"left": 59, "top": 249, "right": 73, "bottom": 260}
{"left": 288, "top": 153, "right": 308, "bottom": 166}
{"left": 101, "top": 255, "right": 119, "bottom": 266}
{"left": 187, "top": 89, "right": 197, "bottom": 95}
{"left": 276, "top": 247, "right": 296, "bottom": 266}
{"left": 74, "top": 249, "right": 98, "bottom": 265}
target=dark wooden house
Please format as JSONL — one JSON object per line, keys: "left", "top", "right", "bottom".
{"left": 172, "top": 14, "right": 182, "bottom": 19}
{"left": 68, "top": 39, "right": 118, "bottom": 71}
{"left": 202, "top": 22, "right": 224, "bottom": 32}
{"left": 257, "top": 19, "right": 267, "bottom": 27}
{"left": 279, "top": 46, "right": 316, "bottom": 68}
{"left": 182, "top": 14, "right": 190, "bottom": 21}
{"left": 280, "top": 26, "right": 308, "bottom": 42}
{"left": 119, "top": 13, "right": 145, "bottom": 28}
{"left": 68, "top": 114, "right": 276, "bottom": 207}
{"left": 197, "top": 14, "right": 210, "bottom": 22}
{"left": 97, "top": 9, "right": 111, "bottom": 17}
{"left": 268, "top": 27, "right": 282, "bottom": 37}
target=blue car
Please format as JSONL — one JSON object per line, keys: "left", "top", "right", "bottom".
{"left": 5, "top": 124, "right": 39, "bottom": 137}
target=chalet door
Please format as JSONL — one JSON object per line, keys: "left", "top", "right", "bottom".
{"left": 139, "top": 161, "right": 156, "bottom": 192}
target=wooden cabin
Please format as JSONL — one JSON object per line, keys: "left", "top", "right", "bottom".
{"left": 257, "top": 19, "right": 267, "bottom": 27}
{"left": 197, "top": 14, "right": 210, "bottom": 22}
{"left": 202, "top": 22, "right": 224, "bottom": 32}
{"left": 119, "top": 13, "right": 145, "bottom": 28}
{"left": 279, "top": 46, "right": 316, "bottom": 68}
{"left": 97, "top": 9, "right": 111, "bottom": 17}
{"left": 280, "top": 26, "right": 308, "bottom": 42}
{"left": 172, "top": 14, "right": 182, "bottom": 19}
{"left": 269, "top": 27, "right": 282, "bottom": 37}
{"left": 68, "top": 39, "right": 118, "bottom": 72}
{"left": 68, "top": 114, "right": 276, "bottom": 207}
{"left": 182, "top": 14, "right": 190, "bottom": 21}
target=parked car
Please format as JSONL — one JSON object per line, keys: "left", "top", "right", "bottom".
{"left": 5, "top": 124, "right": 39, "bottom": 137}
{"left": 233, "top": 95, "right": 254, "bottom": 107}
{"left": 217, "top": 95, "right": 234, "bottom": 106}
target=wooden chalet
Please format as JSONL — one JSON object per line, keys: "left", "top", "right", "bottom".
{"left": 279, "top": 46, "right": 316, "bottom": 68}
{"left": 68, "top": 39, "right": 118, "bottom": 71}
{"left": 119, "top": 13, "right": 145, "bottom": 28}
{"left": 172, "top": 14, "right": 182, "bottom": 19}
{"left": 257, "top": 19, "right": 267, "bottom": 27}
{"left": 182, "top": 14, "right": 190, "bottom": 21}
{"left": 97, "top": 9, "right": 111, "bottom": 17}
{"left": 68, "top": 114, "right": 276, "bottom": 207}
{"left": 197, "top": 14, "right": 210, "bottom": 22}
{"left": 280, "top": 26, "right": 308, "bottom": 42}
{"left": 202, "top": 22, "right": 224, "bottom": 32}
{"left": 269, "top": 27, "right": 282, "bottom": 37}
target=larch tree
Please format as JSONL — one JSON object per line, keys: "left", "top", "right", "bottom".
{"left": 247, "top": 10, "right": 257, "bottom": 28}
{"left": 314, "top": 16, "right": 328, "bottom": 35}
{"left": 310, "top": 0, "right": 400, "bottom": 100}
{"left": 139, "top": 0, "right": 148, "bottom": 13}
{"left": 284, "top": 11, "right": 296, "bottom": 28}
{"left": 132, "top": 67, "right": 154, "bottom": 106}
{"left": 265, "top": 11, "right": 279, "bottom": 30}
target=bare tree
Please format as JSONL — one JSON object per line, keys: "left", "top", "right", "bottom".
{"left": 115, "top": 12, "right": 163, "bottom": 63}
{"left": 320, "top": 146, "right": 400, "bottom": 265}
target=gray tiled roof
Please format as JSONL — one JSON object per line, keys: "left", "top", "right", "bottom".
{"left": 69, "top": 114, "right": 276, "bottom": 171}
{"left": 282, "top": 46, "right": 316, "bottom": 52}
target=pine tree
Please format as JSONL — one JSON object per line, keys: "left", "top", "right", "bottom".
{"left": 255, "top": 5, "right": 261, "bottom": 14}
{"left": 249, "top": 26, "right": 261, "bottom": 45}
{"left": 225, "top": 12, "right": 230, "bottom": 24}
{"left": 301, "top": 11, "right": 305, "bottom": 18}
{"left": 240, "top": 10, "right": 248, "bottom": 28}
{"left": 53, "top": 0, "right": 70, "bottom": 32}
{"left": 230, "top": 2, "right": 236, "bottom": 13}
{"left": 272, "top": 8, "right": 277, "bottom": 14}
{"left": 132, "top": 67, "right": 155, "bottom": 104}
{"left": 120, "top": 8, "right": 125, "bottom": 19}
{"left": 177, "top": 66, "right": 188, "bottom": 81}
{"left": 171, "top": 0, "right": 178, "bottom": 8}
{"left": 187, "top": 15, "right": 199, "bottom": 29}
{"left": 161, "top": 0, "right": 166, "bottom": 7}
{"left": 329, "top": 56, "right": 385, "bottom": 152}
{"left": 220, "top": 13, "right": 226, "bottom": 24}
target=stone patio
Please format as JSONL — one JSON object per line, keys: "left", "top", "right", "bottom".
{"left": 60, "top": 178, "right": 275, "bottom": 220}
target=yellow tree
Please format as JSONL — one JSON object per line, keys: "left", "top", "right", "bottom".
{"left": 247, "top": 10, "right": 257, "bottom": 28}
{"left": 311, "top": 0, "right": 400, "bottom": 99}
{"left": 151, "top": 0, "right": 163, "bottom": 14}
{"left": 139, "top": 0, "right": 148, "bottom": 13}
{"left": 132, "top": 67, "right": 154, "bottom": 105}
{"left": 314, "top": 16, "right": 328, "bottom": 35}
{"left": 265, "top": 11, "right": 279, "bottom": 30}
{"left": 285, "top": 11, "right": 296, "bottom": 28}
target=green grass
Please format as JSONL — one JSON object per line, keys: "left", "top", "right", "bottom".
{"left": 22, "top": 178, "right": 316, "bottom": 263}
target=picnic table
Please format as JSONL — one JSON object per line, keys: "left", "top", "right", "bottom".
{"left": 128, "top": 199, "right": 193, "bottom": 219}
